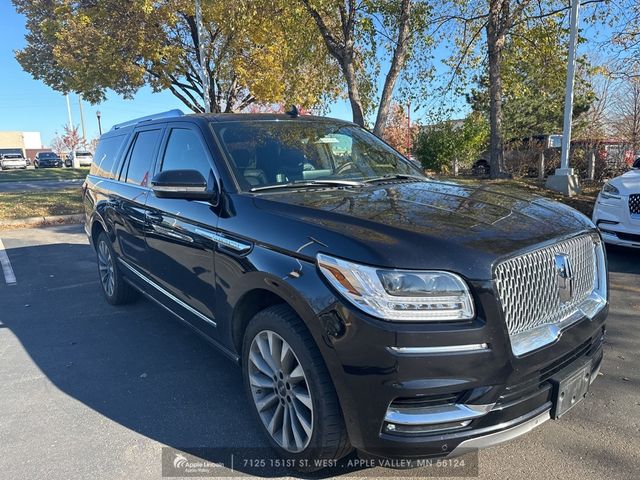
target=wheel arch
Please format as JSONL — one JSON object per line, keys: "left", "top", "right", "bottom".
{"left": 231, "top": 287, "right": 296, "bottom": 355}
{"left": 89, "top": 211, "right": 114, "bottom": 248}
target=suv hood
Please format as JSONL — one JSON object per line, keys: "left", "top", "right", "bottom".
{"left": 248, "top": 179, "right": 595, "bottom": 275}
{"left": 609, "top": 169, "right": 640, "bottom": 193}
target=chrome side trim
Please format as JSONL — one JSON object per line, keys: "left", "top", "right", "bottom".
{"left": 118, "top": 259, "right": 217, "bottom": 327}
{"left": 387, "top": 344, "right": 489, "bottom": 355}
{"left": 384, "top": 403, "right": 494, "bottom": 426}
{"left": 152, "top": 224, "right": 194, "bottom": 243}
{"left": 194, "top": 228, "right": 251, "bottom": 253}
{"left": 448, "top": 409, "right": 551, "bottom": 457}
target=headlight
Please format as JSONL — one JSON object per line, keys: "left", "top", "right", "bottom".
{"left": 317, "top": 254, "right": 475, "bottom": 321}
{"left": 601, "top": 182, "right": 621, "bottom": 199}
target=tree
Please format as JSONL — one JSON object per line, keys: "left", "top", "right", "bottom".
{"left": 50, "top": 125, "right": 82, "bottom": 164}
{"left": 380, "top": 103, "right": 416, "bottom": 156}
{"left": 432, "top": 0, "right": 606, "bottom": 178}
{"left": 13, "top": 0, "right": 340, "bottom": 112}
{"left": 413, "top": 112, "right": 489, "bottom": 172}
{"left": 467, "top": 19, "right": 596, "bottom": 141}
{"left": 49, "top": 135, "right": 67, "bottom": 158}
{"left": 299, "top": 0, "right": 432, "bottom": 135}
{"left": 612, "top": 77, "right": 640, "bottom": 151}
{"left": 609, "top": 0, "right": 640, "bottom": 78}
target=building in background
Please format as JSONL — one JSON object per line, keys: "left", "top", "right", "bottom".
{"left": 0, "top": 131, "right": 44, "bottom": 159}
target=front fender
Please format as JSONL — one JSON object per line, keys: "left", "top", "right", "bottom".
{"left": 214, "top": 243, "right": 363, "bottom": 435}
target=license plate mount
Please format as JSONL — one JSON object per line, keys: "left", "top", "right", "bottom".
{"left": 551, "top": 361, "right": 592, "bottom": 419}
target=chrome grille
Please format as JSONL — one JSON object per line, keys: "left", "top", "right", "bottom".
{"left": 630, "top": 194, "right": 640, "bottom": 215}
{"left": 495, "top": 234, "right": 599, "bottom": 351}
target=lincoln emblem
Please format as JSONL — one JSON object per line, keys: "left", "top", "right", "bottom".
{"left": 555, "top": 253, "right": 574, "bottom": 302}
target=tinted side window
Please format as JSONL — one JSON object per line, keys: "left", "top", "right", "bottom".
{"left": 90, "top": 134, "right": 126, "bottom": 178}
{"left": 123, "top": 129, "right": 162, "bottom": 186}
{"left": 161, "top": 129, "right": 211, "bottom": 178}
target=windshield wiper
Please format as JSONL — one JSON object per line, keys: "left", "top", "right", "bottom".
{"left": 362, "top": 173, "right": 427, "bottom": 184}
{"left": 250, "top": 179, "right": 364, "bottom": 192}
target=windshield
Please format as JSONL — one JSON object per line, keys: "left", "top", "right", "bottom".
{"left": 211, "top": 120, "right": 424, "bottom": 191}
{"left": 77, "top": 152, "right": 92, "bottom": 157}
{"left": 3, "top": 154, "right": 22, "bottom": 159}
{"left": 40, "top": 153, "right": 58, "bottom": 158}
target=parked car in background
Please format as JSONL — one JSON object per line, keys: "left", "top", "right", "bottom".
{"left": 84, "top": 109, "right": 608, "bottom": 470}
{"left": 65, "top": 150, "right": 94, "bottom": 167}
{"left": 34, "top": 151, "right": 63, "bottom": 168}
{"left": 472, "top": 158, "right": 490, "bottom": 176}
{"left": 0, "top": 153, "right": 28, "bottom": 170}
{"left": 593, "top": 157, "right": 640, "bottom": 248}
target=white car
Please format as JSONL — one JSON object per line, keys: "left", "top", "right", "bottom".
{"left": 592, "top": 159, "right": 640, "bottom": 248}
{"left": 0, "top": 153, "right": 28, "bottom": 170}
{"left": 66, "top": 151, "right": 94, "bottom": 167}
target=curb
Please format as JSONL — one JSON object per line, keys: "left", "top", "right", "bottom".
{"left": 0, "top": 213, "right": 84, "bottom": 229}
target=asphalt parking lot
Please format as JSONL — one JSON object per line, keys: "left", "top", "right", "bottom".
{"left": 0, "top": 224, "right": 638, "bottom": 480}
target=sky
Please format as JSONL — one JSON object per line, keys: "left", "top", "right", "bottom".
{"left": 0, "top": 1, "right": 353, "bottom": 147}
{"left": 0, "top": 1, "right": 611, "bottom": 148}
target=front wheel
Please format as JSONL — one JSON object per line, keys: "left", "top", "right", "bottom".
{"left": 242, "top": 304, "right": 351, "bottom": 471}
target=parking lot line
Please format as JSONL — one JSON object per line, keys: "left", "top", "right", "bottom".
{"left": 0, "top": 237, "right": 16, "bottom": 285}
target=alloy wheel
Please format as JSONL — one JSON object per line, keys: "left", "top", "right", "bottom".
{"left": 248, "top": 330, "right": 314, "bottom": 453}
{"left": 97, "top": 240, "right": 115, "bottom": 298}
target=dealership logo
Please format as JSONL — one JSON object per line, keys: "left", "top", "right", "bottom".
{"left": 162, "top": 449, "right": 227, "bottom": 477}
{"left": 555, "top": 253, "right": 574, "bottom": 302}
{"left": 173, "top": 453, "right": 189, "bottom": 469}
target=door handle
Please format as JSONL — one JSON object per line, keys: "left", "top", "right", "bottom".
{"left": 144, "top": 212, "right": 163, "bottom": 223}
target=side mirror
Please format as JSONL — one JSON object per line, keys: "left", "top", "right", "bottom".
{"left": 151, "top": 169, "right": 215, "bottom": 200}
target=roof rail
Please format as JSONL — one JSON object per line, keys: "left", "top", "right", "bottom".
{"left": 110, "top": 109, "right": 184, "bottom": 131}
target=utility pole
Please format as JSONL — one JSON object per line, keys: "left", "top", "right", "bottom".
{"left": 195, "top": 0, "right": 211, "bottom": 113}
{"left": 546, "top": 0, "right": 581, "bottom": 196}
{"left": 78, "top": 96, "right": 86, "bottom": 143}
{"left": 65, "top": 94, "right": 73, "bottom": 130}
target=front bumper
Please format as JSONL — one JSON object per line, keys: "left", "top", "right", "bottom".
{"left": 321, "top": 293, "right": 606, "bottom": 459}
{"left": 1, "top": 161, "right": 27, "bottom": 169}
{"left": 38, "top": 161, "right": 63, "bottom": 168}
{"left": 593, "top": 194, "right": 640, "bottom": 248}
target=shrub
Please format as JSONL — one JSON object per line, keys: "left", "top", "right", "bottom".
{"left": 414, "top": 113, "right": 489, "bottom": 173}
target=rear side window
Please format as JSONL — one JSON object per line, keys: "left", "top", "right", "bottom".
{"left": 160, "top": 128, "right": 211, "bottom": 178}
{"left": 121, "top": 129, "right": 162, "bottom": 186}
{"left": 90, "top": 134, "right": 126, "bottom": 178}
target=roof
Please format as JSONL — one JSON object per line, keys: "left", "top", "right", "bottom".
{"left": 200, "top": 113, "right": 354, "bottom": 124}
{"left": 104, "top": 109, "right": 355, "bottom": 137}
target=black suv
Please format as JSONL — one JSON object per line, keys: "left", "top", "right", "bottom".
{"left": 83, "top": 110, "right": 608, "bottom": 468}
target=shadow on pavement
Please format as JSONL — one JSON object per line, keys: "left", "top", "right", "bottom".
{"left": 2, "top": 235, "right": 638, "bottom": 478}
{"left": 0, "top": 239, "right": 369, "bottom": 478}
{"left": 605, "top": 245, "right": 640, "bottom": 275}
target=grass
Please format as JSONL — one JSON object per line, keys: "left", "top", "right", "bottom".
{"left": 0, "top": 167, "right": 89, "bottom": 183}
{"left": 0, "top": 188, "right": 83, "bottom": 221}
{"left": 436, "top": 175, "right": 599, "bottom": 217}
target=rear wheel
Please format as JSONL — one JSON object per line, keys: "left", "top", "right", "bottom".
{"left": 242, "top": 304, "right": 351, "bottom": 471}
{"left": 95, "top": 232, "right": 138, "bottom": 305}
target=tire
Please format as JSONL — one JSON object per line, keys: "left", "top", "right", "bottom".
{"left": 242, "top": 304, "right": 352, "bottom": 471}
{"left": 95, "top": 232, "right": 138, "bottom": 305}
